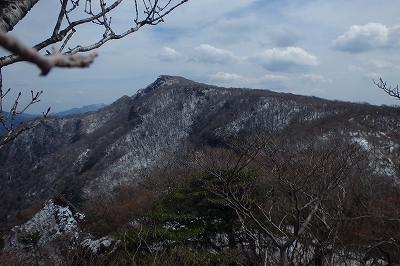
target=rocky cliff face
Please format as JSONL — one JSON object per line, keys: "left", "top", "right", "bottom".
{"left": 2, "top": 197, "right": 117, "bottom": 265}
{"left": 1, "top": 75, "right": 400, "bottom": 231}
{"left": 2, "top": 199, "right": 84, "bottom": 264}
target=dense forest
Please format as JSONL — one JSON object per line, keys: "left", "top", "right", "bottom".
{"left": 1, "top": 76, "right": 400, "bottom": 265}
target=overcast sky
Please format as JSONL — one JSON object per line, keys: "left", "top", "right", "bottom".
{"left": 2, "top": 0, "right": 400, "bottom": 113}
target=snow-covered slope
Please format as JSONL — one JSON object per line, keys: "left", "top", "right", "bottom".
{"left": 3, "top": 199, "right": 83, "bottom": 265}
{"left": 1, "top": 75, "right": 400, "bottom": 237}
{"left": 3, "top": 198, "right": 117, "bottom": 265}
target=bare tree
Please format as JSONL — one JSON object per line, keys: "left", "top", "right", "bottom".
{"left": 0, "top": 0, "right": 189, "bottom": 148}
{"left": 374, "top": 77, "right": 400, "bottom": 100}
{"left": 195, "top": 133, "right": 366, "bottom": 265}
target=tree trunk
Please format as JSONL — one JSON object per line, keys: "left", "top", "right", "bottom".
{"left": 279, "top": 247, "right": 288, "bottom": 266}
{"left": 0, "top": 0, "right": 40, "bottom": 32}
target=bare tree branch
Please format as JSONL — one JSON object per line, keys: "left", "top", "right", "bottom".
{"left": 0, "top": 68, "right": 50, "bottom": 149}
{"left": 0, "top": 109, "right": 49, "bottom": 149}
{"left": 0, "top": 0, "right": 40, "bottom": 32}
{"left": 374, "top": 77, "right": 400, "bottom": 100}
{"left": 0, "top": 0, "right": 189, "bottom": 68}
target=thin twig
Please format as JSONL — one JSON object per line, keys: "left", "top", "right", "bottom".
{"left": 374, "top": 77, "right": 400, "bottom": 100}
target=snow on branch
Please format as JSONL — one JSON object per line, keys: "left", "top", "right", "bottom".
{"left": 0, "top": 30, "right": 97, "bottom": 75}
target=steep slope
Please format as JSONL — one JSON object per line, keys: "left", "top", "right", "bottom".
{"left": 0, "top": 75, "right": 400, "bottom": 230}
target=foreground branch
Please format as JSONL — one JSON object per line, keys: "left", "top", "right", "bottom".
{"left": 0, "top": 0, "right": 188, "bottom": 68}
{"left": 0, "top": 0, "right": 40, "bottom": 32}
{"left": 0, "top": 30, "right": 97, "bottom": 75}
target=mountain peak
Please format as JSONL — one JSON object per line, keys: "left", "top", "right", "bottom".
{"left": 143, "top": 75, "right": 195, "bottom": 93}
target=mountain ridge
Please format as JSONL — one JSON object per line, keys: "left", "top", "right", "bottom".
{"left": 0, "top": 75, "right": 399, "bottom": 230}
{"left": 2, "top": 75, "right": 400, "bottom": 264}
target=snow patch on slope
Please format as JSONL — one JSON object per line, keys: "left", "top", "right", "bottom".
{"left": 3, "top": 199, "right": 84, "bottom": 264}
{"left": 4, "top": 200, "right": 83, "bottom": 248}
{"left": 81, "top": 236, "right": 118, "bottom": 255}
{"left": 3, "top": 199, "right": 118, "bottom": 264}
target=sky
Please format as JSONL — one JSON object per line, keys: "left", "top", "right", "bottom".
{"left": 2, "top": 0, "right": 400, "bottom": 113}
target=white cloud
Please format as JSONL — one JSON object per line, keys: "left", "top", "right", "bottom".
{"left": 158, "top": 47, "right": 185, "bottom": 62}
{"left": 213, "top": 13, "right": 259, "bottom": 43}
{"left": 255, "top": 74, "right": 290, "bottom": 89}
{"left": 363, "top": 72, "right": 382, "bottom": 80}
{"left": 264, "top": 27, "right": 304, "bottom": 47}
{"left": 257, "top": 74, "right": 290, "bottom": 84}
{"left": 347, "top": 65, "right": 364, "bottom": 72}
{"left": 216, "top": 13, "right": 258, "bottom": 31}
{"left": 209, "top": 72, "right": 289, "bottom": 89}
{"left": 211, "top": 72, "right": 245, "bottom": 82}
{"left": 194, "top": 44, "right": 241, "bottom": 64}
{"left": 332, "top": 23, "right": 400, "bottom": 53}
{"left": 252, "top": 47, "right": 319, "bottom": 72}
{"left": 369, "top": 59, "right": 399, "bottom": 70}
{"left": 387, "top": 24, "right": 400, "bottom": 47}
{"left": 310, "top": 88, "right": 326, "bottom": 94}
{"left": 301, "top": 74, "right": 332, "bottom": 84}
{"left": 154, "top": 0, "right": 258, "bottom": 30}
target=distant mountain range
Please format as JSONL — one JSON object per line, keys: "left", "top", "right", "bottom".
{"left": 0, "top": 104, "right": 107, "bottom": 135}
{"left": 49, "top": 103, "right": 107, "bottom": 117}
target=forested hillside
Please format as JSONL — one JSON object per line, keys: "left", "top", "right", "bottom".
{"left": 1, "top": 76, "right": 400, "bottom": 265}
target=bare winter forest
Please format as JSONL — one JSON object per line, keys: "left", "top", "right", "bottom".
{"left": 1, "top": 76, "right": 400, "bottom": 265}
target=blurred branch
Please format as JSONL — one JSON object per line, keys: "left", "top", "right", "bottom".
{"left": 0, "top": 31, "right": 97, "bottom": 75}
